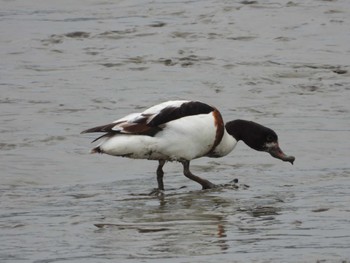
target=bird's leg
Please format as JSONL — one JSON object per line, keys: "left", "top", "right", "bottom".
{"left": 156, "top": 160, "right": 165, "bottom": 190}
{"left": 181, "top": 160, "right": 216, "bottom": 190}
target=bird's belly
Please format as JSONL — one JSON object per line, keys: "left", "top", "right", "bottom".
{"left": 98, "top": 135, "right": 171, "bottom": 160}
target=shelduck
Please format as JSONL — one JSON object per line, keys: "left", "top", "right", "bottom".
{"left": 81, "top": 100, "right": 295, "bottom": 190}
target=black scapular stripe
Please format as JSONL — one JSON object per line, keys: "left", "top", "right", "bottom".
{"left": 148, "top": 101, "right": 214, "bottom": 127}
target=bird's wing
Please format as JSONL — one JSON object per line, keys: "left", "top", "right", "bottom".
{"left": 145, "top": 100, "right": 215, "bottom": 126}
{"left": 81, "top": 100, "right": 215, "bottom": 137}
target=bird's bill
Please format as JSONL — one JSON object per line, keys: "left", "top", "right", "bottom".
{"left": 266, "top": 142, "right": 295, "bottom": 164}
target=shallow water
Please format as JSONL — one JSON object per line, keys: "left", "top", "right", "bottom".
{"left": 1, "top": 0, "right": 350, "bottom": 262}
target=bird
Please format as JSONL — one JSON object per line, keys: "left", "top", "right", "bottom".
{"left": 81, "top": 100, "right": 295, "bottom": 190}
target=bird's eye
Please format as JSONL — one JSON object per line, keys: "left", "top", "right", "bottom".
{"left": 266, "top": 135, "right": 274, "bottom": 142}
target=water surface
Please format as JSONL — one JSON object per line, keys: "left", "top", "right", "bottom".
{"left": 1, "top": 0, "right": 350, "bottom": 262}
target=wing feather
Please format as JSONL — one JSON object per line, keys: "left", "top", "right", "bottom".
{"left": 81, "top": 100, "right": 215, "bottom": 139}
{"left": 147, "top": 101, "right": 214, "bottom": 126}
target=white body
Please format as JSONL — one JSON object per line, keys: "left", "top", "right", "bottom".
{"left": 93, "top": 101, "right": 237, "bottom": 161}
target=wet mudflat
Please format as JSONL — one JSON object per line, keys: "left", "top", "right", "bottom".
{"left": 1, "top": 0, "right": 350, "bottom": 262}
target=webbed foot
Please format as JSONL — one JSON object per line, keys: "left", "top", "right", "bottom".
{"left": 149, "top": 188, "right": 164, "bottom": 197}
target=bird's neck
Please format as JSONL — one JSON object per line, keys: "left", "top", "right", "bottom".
{"left": 225, "top": 120, "right": 246, "bottom": 141}
{"left": 225, "top": 119, "right": 260, "bottom": 151}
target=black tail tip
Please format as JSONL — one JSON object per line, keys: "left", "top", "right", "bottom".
{"left": 81, "top": 128, "right": 92, "bottom": 134}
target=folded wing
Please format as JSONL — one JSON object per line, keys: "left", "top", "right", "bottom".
{"left": 81, "top": 100, "right": 215, "bottom": 141}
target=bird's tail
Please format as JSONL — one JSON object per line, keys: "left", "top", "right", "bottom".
{"left": 91, "top": 146, "right": 103, "bottom": 154}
